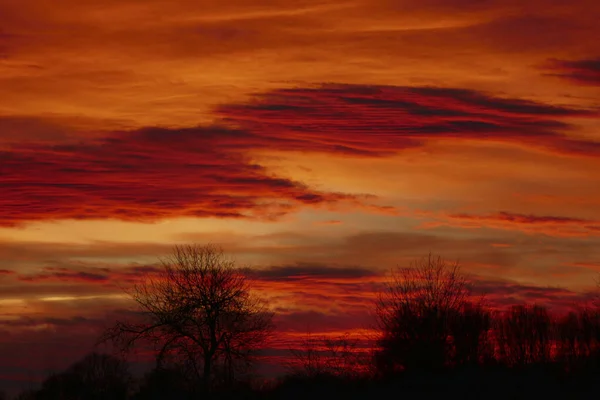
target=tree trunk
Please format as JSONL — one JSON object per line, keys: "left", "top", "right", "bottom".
{"left": 203, "top": 355, "right": 212, "bottom": 389}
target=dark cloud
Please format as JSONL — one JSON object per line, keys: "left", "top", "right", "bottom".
{"left": 451, "top": 211, "right": 593, "bottom": 225}
{"left": 14, "top": 264, "right": 162, "bottom": 286}
{"left": 0, "top": 240, "right": 172, "bottom": 262}
{"left": 0, "top": 282, "right": 111, "bottom": 299}
{"left": 274, "top": 309, "right": 374, "bottom": 333}
{"left": 475, "top": 279, "right": 571, "bottom": 297}
{"left": 127, "top": 265, "right": 162, "bottom": 275}
{"left": 443, "top": 211, "right": 600, "bottom": 237}
{"left": 0, "top": 315, "right": 102, "bottom": 328}
{"left": 544, "top": 58, "right": 600, "bottom": 86}
{"left": 333, "top": 231, "right": 524, "bottom": 270}
{"left": 0, "top": 262, "right": 164, "bottom": 300}
{"left": 246, "top": 263, "right": 380, "bottom": 281}
{"left": 18, "top": 268, "right": 110, "bottom": 283}
{"left": 473, "top": 278, "right": 597, "bottom": 312}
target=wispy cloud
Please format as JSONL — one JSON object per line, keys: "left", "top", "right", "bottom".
{"left": 423, "top": 211, "right": 600, "bottom": 237}
{"left": 246, "top": 263, "right": 380, "bottom": 281}
{"left": 544, "top": 58, "right": 600, "bottom": 86}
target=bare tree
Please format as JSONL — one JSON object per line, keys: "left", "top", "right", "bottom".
{"left": 494, "top": 305, "right": 554, "bottom": 367}
{"left": 287, "top": 332, "right": 325, "bottom": 377}
{"left": 554, "top": 306, "right": 600, "bottom": 372}
{"left": 100, "top": 244, "right": 275, "bottom": 388}
{"left": 288, "top": 332, "right": 367, "bottom": 379}
{"left": 450, "top": 302, "right": 493, "bottom": 367}
{"left": 374, "top": 254, "right": 478, "bottom": 373}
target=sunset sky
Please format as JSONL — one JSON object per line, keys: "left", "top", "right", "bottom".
{"left": 1, "top": 0, "right": 599, "bottom": 393}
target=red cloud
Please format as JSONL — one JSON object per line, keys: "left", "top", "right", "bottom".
{"left": 2, "top": 84, "right": 597, "bottom": 226}
{"left": 423, "top": 211, "right": 600, "bottom": 237}
{"left": 219, "top": 84, "right": 597, "bottom": 156}
{"left": 0, "top": 126, "right": 371, "bottom": 226}
{"left": 472, "top": 278, "right": 597, "bottom": 314}
{"left": 544, "top": 58, "right": 600, "bottom": 86}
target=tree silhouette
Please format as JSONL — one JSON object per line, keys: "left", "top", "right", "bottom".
{"left": 374, "top": 254, "right": 476, "bottom": 374}
{"left": 132, "top": 366, "right": 190, "bottom": 400}
{"left": 288, "top": 332, "right": 366, "bottom": 379}
{"left": 494, "top": 305, "right": 554, "bottom": 367}
{"left": 30, "top": 352, "right": 131, "bottom": 400}
{"left": 450, "top": 302, "right": 493, "bottom": 367}
{"left": 101, "top": 244, "right": 275, "bottom": 389}
{"left": 556, "top": 307, "right": 600, "bottom": 371}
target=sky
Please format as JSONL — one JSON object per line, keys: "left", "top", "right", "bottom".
{"left": 1, "top": 0, "right": 600, "bottom": 393}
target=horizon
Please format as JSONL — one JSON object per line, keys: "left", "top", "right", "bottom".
{"left": 1, "top": 0, "right": 599, "bottom": 397}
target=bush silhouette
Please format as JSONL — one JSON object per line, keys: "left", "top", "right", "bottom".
{"left": 27, "top": 352, "right": 131, "bottom": 400}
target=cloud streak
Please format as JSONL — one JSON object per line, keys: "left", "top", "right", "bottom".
{"left": 425, "top": 211, "right": 600, "bottom": 237}
{"left": 545, "top": 58, "right": 600, "bottom": 86}
{"left": 2, "top": 83, "right": 597, "bottom": 226}
{"left": 219, "top": 84, "right": 596, "bottom": 156}
{"left": 0, "top": 125, "right": 373, "bottom": 226}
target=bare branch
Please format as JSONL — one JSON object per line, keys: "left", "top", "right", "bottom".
{"left": 100, "top": 244, "right": 275, "bottom": 388}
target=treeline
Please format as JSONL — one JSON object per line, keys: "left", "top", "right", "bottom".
{"left": 12, "top": 247, "right": 600, "bottom": 399}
